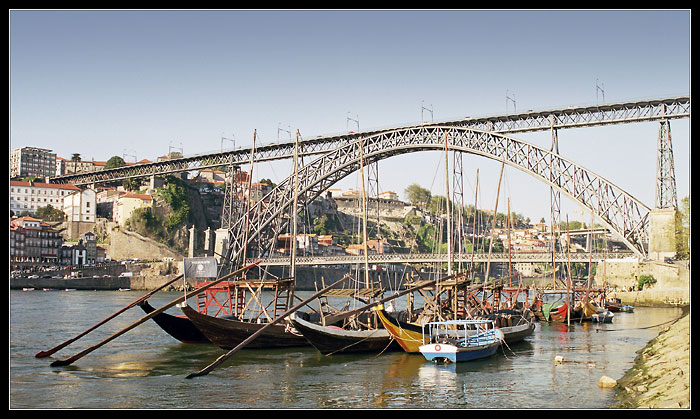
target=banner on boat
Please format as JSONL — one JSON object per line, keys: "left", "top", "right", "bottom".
{"left": 184, "top": 257, "right": 218, "bottom": 278}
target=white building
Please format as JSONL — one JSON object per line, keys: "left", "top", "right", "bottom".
{"left": 10, "top": 180, "right": 80, "bottom": 216}
{"left": 63, "top": 188, "right": 97, "bottom": 223}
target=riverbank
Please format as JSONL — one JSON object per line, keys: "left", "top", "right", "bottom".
{"left": 612, "top": 306, "right": 690, "bottom": 409}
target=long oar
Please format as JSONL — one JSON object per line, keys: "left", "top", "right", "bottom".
{"left": 49, "top": 261, "right": 260, "bottom": 367}
{"left": 35, "top": 273, "right": 184, "bottom": 358}
{"left": 185, "top": 273, "right": 352, "bottom": 379}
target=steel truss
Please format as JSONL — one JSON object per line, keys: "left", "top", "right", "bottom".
{"left": 50, "top": 96, "right": 689, "bottom": 186}
{"left": 220, "top": 126, "right": 652, "bottom": 272}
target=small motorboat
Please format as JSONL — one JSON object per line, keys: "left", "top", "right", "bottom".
{"left": 591, "top": 310, "right": 614, "bottom": 323}
{"left": 419, "top": 319, "right": 504, "bottom": 363}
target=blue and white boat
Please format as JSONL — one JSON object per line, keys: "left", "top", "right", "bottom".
{"left": 419, "top": 319, "right": 504, "bottom": 363}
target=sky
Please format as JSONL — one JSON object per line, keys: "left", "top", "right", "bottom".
{"left": 9, "top": 9, "right": 691, "bottom": 225}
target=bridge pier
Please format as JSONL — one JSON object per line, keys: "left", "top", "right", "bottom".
{"left": 648, "top": 208, "right": 678, "bottom": 261}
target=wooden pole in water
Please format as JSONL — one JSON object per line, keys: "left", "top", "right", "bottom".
{"left": 49, "top": 262, "right": 260, "bottom": 367}
{"left": 35, "top": 273, "right": 184, "bottom": 358}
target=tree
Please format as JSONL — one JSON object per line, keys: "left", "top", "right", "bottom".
{"left": 404, "top": 184, "right": 431, "bottom": 207}
{"left": 70, "top": 153, "right": 82, "bottom": 173}
{"left": 676, "top": 196, "right": 690, "bottom": 259}
{"left": 105, "top": 156, "right": 126, "bottom": 170}
{"left": 35, "top": 204, "right": 65, "bottom": 222}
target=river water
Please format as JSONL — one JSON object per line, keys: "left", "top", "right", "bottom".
{"left": 10, "top": 288, "right": 683, "bottom": 409}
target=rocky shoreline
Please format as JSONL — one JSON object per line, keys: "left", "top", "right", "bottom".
{"left": 611, "top": 305, "right": 690, "bottom": 409}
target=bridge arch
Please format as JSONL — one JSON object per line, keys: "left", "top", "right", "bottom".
{"left": 222, "top": 126, "right": 649, "bottom": 270}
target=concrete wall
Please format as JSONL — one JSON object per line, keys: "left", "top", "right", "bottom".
{"left": 595, "top": 258, "right": 689, "bottom": 306}
{"left": 648, "top": 208, "right": 678, "bottom": 261}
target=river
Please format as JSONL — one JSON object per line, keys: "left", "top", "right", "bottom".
{"left": 9, "top": 288, "right": 683, "bottom": 409}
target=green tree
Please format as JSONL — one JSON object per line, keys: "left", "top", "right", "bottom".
{"left": 35, "top": 204, "right": 65, "bottom": 221}
{"left": 676, "top": 196, "right": 690, "bottom": 258}
{"left": 404, "top": 184, "right": 431, "bottom": 207}
{"left": 105, "top": 156, "right": 126, "bottom": 170}
{"left": 260, "top": 178, "right": 277, "bottom": 188}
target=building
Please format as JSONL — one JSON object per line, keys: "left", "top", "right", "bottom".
{"left": 375, "top": 191, "right": 399, "bottom": 201}
{"left": 96, "top": 189, "right": 125, "bottom": 220}
{"left": 58, "top": 232, "right": 97, "bottom": 266}
{"left": 10, "top": 147, "right": 57, "bottom": 179}
{"left": 63, "top": 188, "right": 97, "bottom": 223}
{"left": 10, "top": 180, "right": 80, "bottom": 216}
{"left": 10, "top": 216, "right": 63, "bottom": 263}
{"left": 62, "top": 188, "right": 97, "bottom": 239}
{"left": 115, "top": 193, "right": 153, "bottom": 226}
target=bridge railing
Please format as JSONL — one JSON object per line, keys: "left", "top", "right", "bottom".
{"left": 247, "top": 251, "right": 637, "bottom": 266}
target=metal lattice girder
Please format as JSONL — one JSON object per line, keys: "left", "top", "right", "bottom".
{"left": 656, "top": 119, "right": 678, "bottom": 209}
{"left": 50, "top": 96, "right": 689, "bottom": 186}
{"left": 224, "top": 126, "right": 652, "bottom": 269}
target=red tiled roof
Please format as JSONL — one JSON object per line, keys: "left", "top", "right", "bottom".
{"left": 10, "top": 180, "right": 80, "bottom": 190}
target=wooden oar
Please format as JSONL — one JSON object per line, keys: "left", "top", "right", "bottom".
{"left": 185, "top": 273, "right": 352, "bottom": 379}
{"left": 35, "top": 273, "right": 184, "bottom": 358}
{"left": 49, "top": 261, "right": 260, "bottom": 367}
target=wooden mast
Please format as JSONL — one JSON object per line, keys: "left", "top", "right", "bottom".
{"left": 470, "top": 169, "right": 479, "bottom": 282}
{"left": 242, "top": 130, "right": 256, "bottom": 279}
{"left": 484, "top": 160, "right": 505, "bottom": 284}
{"left": 290, "top": 130, "right": 300, "bottom": 306}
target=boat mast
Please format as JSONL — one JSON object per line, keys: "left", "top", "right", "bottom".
{"left": 242, "top": 130, "right": 256, "bottom": 279}
{"left": 566, "top": 214, "right": 571, "bottom": 327}
{"left": 507, "top": 198, "right": 512, "bottom": 287}
{"left": 484, "top": 160, "right": 505, "bottom": 284}
{"left": 444, "top": 132, "right": 452, "bottom": 278}
{"left": 358, "top": 136, "right": 371, "bottom": 291}
{"left": 290, "top": 130, "right": 300, "bottom": 304}
{"left": 470, "top": 169, "right": 479, "bottom": 282}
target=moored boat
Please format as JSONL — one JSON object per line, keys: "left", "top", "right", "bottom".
{"left": 180, "top": 303, "right": 309, "bottom": 350}
{"left": 138, "top": 300, "right": 210, "bottom": 344}
{"left": 289, "top": 311, "right": 401, "bottom": 354}
{"left": 591, "top": 308, "right": 614, "bottom": 323}
{"left": 375, "top": 304, "right": 535, "bottom": 353}
{"left": 419, "top": 319, "right": 504, "bottom": 363}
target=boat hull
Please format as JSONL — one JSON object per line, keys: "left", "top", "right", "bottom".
{"left": 591, "top": 311, "right": 614, "bottom": 323}
{"left": 180, "top": 304, "right": 309, "bottom": 350}
{"left": 374, "top": 308, "right": 425, "bottom": 353}
{"left": 419, "top": 341, "right": 501, "bottom": 363}
{"left": 375, "top": 308, "right": 535, "bottom": 353}
{"left": 138, "top": 300, "right": 210, "bottom": 344}
{"left": 289, "top": 313, "right": 401, "bottom": 354}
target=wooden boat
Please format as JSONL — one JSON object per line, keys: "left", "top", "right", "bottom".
{"left": 289, "top": 311, "right": 401, "bottom": 354}
{"left": 137, "top": 300, "right": 210, "bottom": 344}
{"left": 375, "top": 304, "right": 535, "bottom": 353}
{"left": 531, "top": 290, "right": 597, "bottom": 323}
{"left": 180, "top": 304, "right": 309, "bottom": 350}
{"left": 374, "top": 305, "right": 425, "bottom": 353}
{"left": 419, "top": 319, "right": 504, "bottom": 363}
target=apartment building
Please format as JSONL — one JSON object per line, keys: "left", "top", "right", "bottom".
{"left": 10, "top": 147, "right": 57, "bottom": 179}
{"left": 10, "top": 216, "right": 63, "bottom": 263}
{"left": 10, "top": 180, "right": 80, "bottom": 216}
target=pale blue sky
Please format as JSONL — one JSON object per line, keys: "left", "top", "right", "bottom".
{"left": 10, "top": 10, "right": 690, "bottom": 224}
